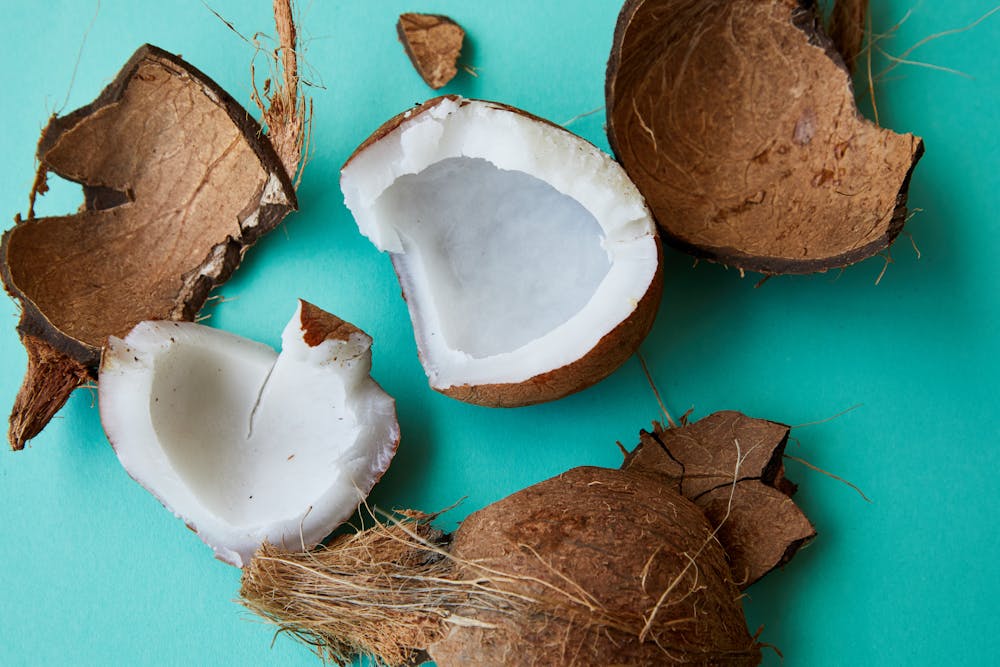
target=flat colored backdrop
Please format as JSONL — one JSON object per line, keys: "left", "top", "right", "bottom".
{"left": 1, "top": 1, "right": 997, "bottom": 665}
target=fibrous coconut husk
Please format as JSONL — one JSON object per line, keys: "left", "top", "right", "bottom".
{"left": 243, "top": 467, "right": 761, "bottom": 666}
{"left": 605, "top": 0, "right": 923, "bottom": 275}
{"left": 2, "top": 2, "right": 306, "bottom": 450}
{"left": 397, "top": 13, "right": 465, "bottom": 89}
{"left": 623, "top": 411, "right": 816, "bottom": 588}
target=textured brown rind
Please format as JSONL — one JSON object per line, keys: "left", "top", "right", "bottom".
{"left": 345, "top": 95, "right": 664, "bottom": 407}
{"left": 606, "top": 0, "right": 923, "bottom": 275}
{"left": 397, "top": 13, "right": 465, "bottom": 89}
{"left": 428, "top": 466, "right": 761, "bottom": 666}
{"left": 1, "top": 44, "right": 297, "bottom": 448}
{"left": 298, "top": 299, "right": 365, "bottom": 346}
{"left": 7, "top": 335, "right": 91, "bottom": 450}
{"left": 623, "top": 411, "right": 816, "bottom": 587}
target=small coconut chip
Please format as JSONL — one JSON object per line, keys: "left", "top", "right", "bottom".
{"left": 341, "top": 96, "right": 662, "bottom": 407}
{"left": 243, "top": 466, "right": 764, "bottom": 665}
{"left": 99, "top": 301, "right": 399, "bottom": 567}
{"left": 606, "top": 0, "right": 924, "bottom": 274}
{"left": 623, "top": 410, "right": 816, "bottom": 587}
{"left": 397, "top": 13, "right": 465, "bottom": 89}
{"left": 0, "top": 45, "right": 297, "bottom": 449}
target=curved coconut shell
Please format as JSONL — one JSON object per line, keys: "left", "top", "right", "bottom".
{"left": 343, "top": 96, "right": 664, "bottom": 408}
{"left": 623, "top": 411, "right": 816, "bottom": 587}
{"left": 1, "top": 45, "right": 296, "bottom": 449}
{"left": 427, "top": 466, "right": 760, "bottom": 666}
{"left": 606, "top": 0, "right": 923, "bottom": 274}
{"left": 397, "top": 13, "right": 465, "bottom": 89}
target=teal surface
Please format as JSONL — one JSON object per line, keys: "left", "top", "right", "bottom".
{"left": 1, "top": 1, "right": 997, "bottom": 665}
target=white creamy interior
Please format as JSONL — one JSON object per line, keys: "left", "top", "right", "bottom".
{"left": 378, "top": 157, "right": 610, "bottom": 358}
{"left": 341, "top": 98, "right": 659, "bottom": 389}
{"left": 99, "top": 304, "right": 398, "bottom": 567}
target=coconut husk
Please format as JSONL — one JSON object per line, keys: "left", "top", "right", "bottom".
{"left": 397, "top": 13, "right": 465, "bottom": 89}
{"left": 2, "top": 2, "right": 307, "bottom": 449}
{"left": 242, "top": 466, "right": 764, "bottom": 666}
{"left": 605, "top": 0, "right": 923, "bottom": 275}
{"left": 623, "top": 411, "right": 816, "bottom": 587}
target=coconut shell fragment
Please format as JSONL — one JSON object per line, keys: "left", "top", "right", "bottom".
{"left": 606, "top": 0, "right": 924, "bottom": 274}
{"left": 623, "top": 410, "right": 816, "bottom": 587}
{"left": 0, "top": 45, "right": 297, "bottom": 449}
{"left": 397, "top": 13, "right": 465, "bottom": 89}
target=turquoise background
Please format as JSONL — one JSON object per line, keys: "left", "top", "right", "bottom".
{"left": 1, "top": 1, "right": 997, "bottom": 665}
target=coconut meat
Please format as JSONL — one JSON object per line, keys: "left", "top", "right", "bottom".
{"left": 341, "top": 98, "right": 659, "bottom": 389}
{"left": 99, "top": 302, "right": 398, "bottom": 567}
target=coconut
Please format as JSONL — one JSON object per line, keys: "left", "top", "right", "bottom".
{"left": 397, "top": 13, "right": 466, "bottom": 89}
{"left": 1, "top": 43, "right": 301, "bottom": 449}
{"left": 98, "top": 301, "right": 399, "bottom": 567}
{"left": 605, "top": 0, "right": 924, "bottom": 274}
{"left": 341, "top": 96, "right": 663, "bottom": 406}
{"left": 241, "top": 412, "right": 812, "bottom": 666}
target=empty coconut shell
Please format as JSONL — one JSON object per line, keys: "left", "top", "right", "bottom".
{"left": 606, "top": 0, "right": 924, "bottom": 275}
{"left": 1, "top": 45, "right": 297, "bottom": 449}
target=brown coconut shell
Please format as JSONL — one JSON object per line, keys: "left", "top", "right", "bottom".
{"left": 343, "top": 96, "right": 664, "bottom": 408}
{"left": 427, "top": 466, "right": 761, "bottom": 665}
{"left": 623, "top": 411, "right": 816, "bottom": 587}
{"left": 397, "top": 13, "right": 466, "bottom": 90}
{"left": 605, "top": 0, "right": 923, "bottom": 275}
{"left": 1, "top": 45, "right": 297, "bottom": 449}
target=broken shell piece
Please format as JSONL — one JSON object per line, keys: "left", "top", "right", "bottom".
{"left": 341, "top": 96, "right": 663, "bottom": 407}
{"left": 98, "top": 301, "right": 399, "bottom": 567}
{"left": 1, "top": 44, "right": 297, "bottom": 449}
{"left": 397, "top": 13, "right": 465, "bottom": 89}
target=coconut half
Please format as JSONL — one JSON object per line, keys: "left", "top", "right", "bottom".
{"left": 341, "top": 96, "right": 662, "bottom": 406}
{"left": 98, "top": 301, "right": 399, "bottom": 567}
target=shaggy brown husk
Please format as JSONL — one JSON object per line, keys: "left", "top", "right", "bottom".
{"left": 605, "top": 0, "right": 923, "bottom": 275}
{"left": 397, "top": 13, "right": 465, "bottom": 89}
{"left": 1, "top": 2, "right": 306, "bottom": 449}
{"left": 242, "top": 464, "right": 766, "bottom": 666}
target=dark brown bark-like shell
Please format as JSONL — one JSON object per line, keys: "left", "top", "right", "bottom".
{"left": 397, "top": 13, "right": 465, "bottom": 89}
{"left": 606, "top": 0, "right": 923, "bottom": 275}
{"left": 1, "top": 45, "right": 296, "bottom": 448}
{"left": 623, "top": 411, "right": 815, "bottom": 587}
{"left": 427, "top": 466, "right": 761, "bottom": 666}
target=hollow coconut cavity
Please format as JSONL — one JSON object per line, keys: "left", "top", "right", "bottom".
{"left": 341, "top": 96, "right": 662, "bottom": 406}
{"left": 98, "top": 301, "right": 399, "bottom": 567}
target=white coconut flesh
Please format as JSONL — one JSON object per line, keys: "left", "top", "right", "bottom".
{"left": 98, "top": 302, "right": 399, "bottom": 567}
{"left": 341, "top": 97, "right": 659, "bottom": 391}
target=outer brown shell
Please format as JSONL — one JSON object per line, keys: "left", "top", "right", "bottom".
{"left": 397, "top": 13, "right": 465, "bottom": 89}
{"left": 606, "top": 0, "right": 923, "bottom": 275}
{"left": 344, "top": 96, "right": 664, "bottom": 408}
{"left": 1, "top": 45, "right": 296, "bottom": 448}
{"left": 427, "top": 466, "right": 761, "bottom": 666}
{"left": 623, "top": 411, "right": 816, "bottom": 587}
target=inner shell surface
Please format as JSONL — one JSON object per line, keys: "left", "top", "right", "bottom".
{"left": 375, "top": 157, "right": 610, "bottom": 358}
